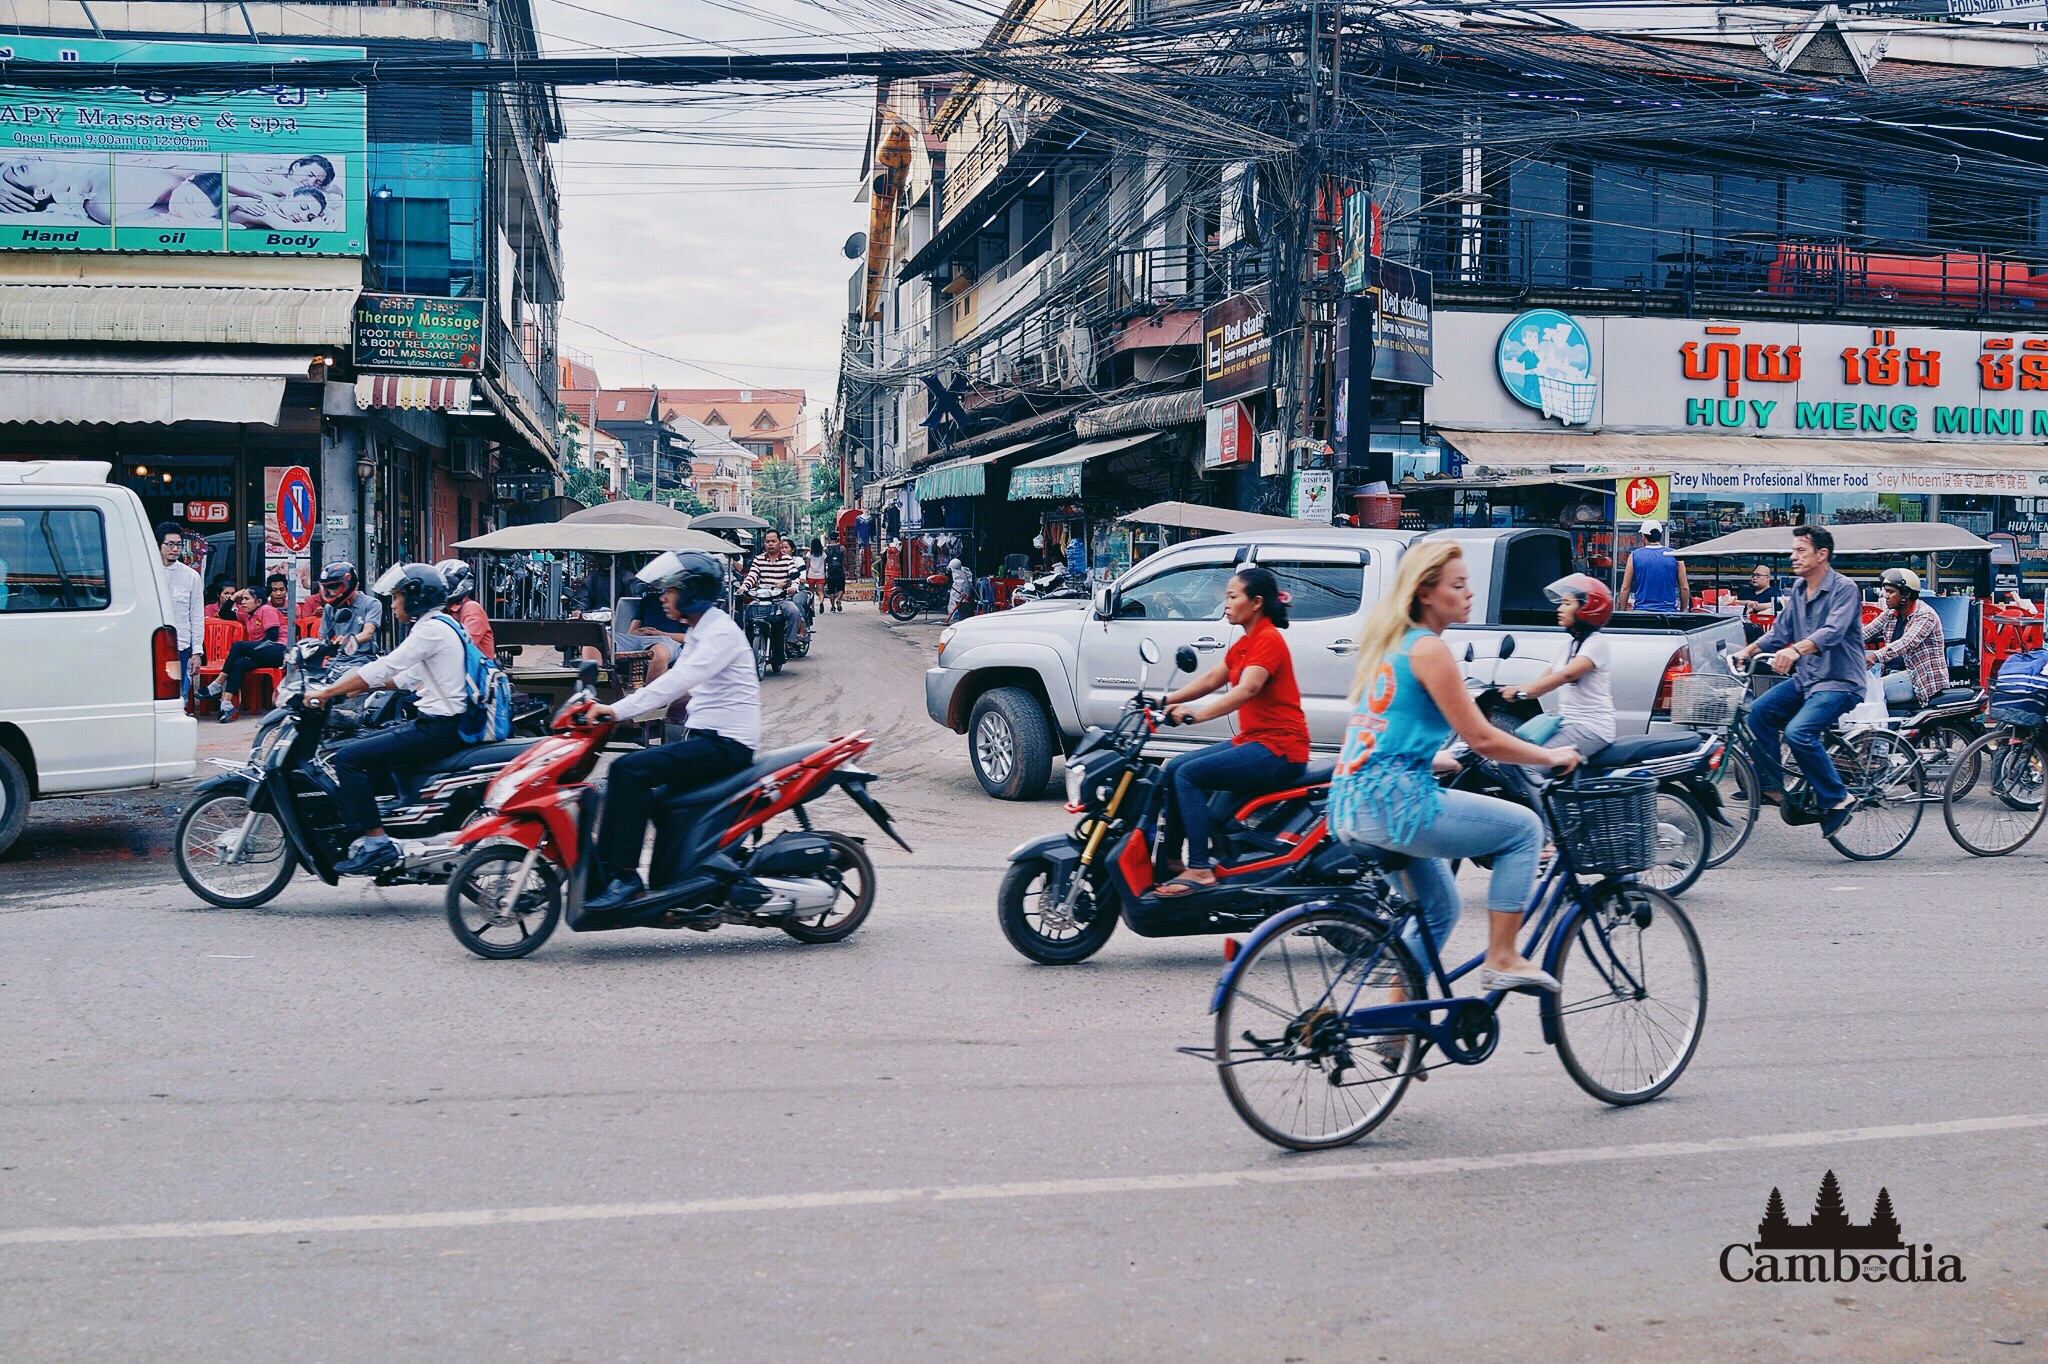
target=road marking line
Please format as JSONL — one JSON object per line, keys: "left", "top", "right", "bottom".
{"left": 4, "top": 1112, "right": 2042, "bottom": 1248}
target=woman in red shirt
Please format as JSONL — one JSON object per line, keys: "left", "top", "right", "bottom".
{"left": 204, "top": 589, "right": 288, "bottom": 721}
{"left": 1154, "top": 565, "right": 1310, "bottom": 895}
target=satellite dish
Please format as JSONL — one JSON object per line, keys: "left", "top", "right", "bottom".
{"left": 843, "top": 232, "right": 868, "bottom": 260}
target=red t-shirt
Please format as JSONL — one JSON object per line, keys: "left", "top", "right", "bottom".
{"left": 1228, "top": 617, "right": 1310, "bottom": 764}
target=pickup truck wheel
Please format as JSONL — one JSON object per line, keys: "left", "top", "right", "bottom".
{"left": 969, "top": 688, "right": 1054, "bottom": 800}
{"left": 0, "top": 746, "right": 27, "bottom": 858}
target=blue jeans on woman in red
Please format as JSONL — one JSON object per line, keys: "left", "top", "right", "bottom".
{"left": 1158, "top": 741, "right": 1305, "bottom": 871}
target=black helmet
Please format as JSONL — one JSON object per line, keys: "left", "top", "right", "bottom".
{"left": 318, "top": 561, "right": 358, "bottom": 601}
{"left": 637, "top": 550, "right": 725, "bottom": 616}
{"left": 371, "top": 562, "right": 449, "bottom": 616}
{"left": 433, "top": 558, "right": 475, "bottom": 602}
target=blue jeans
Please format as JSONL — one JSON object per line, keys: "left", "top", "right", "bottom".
{"left": 1332, "top": 786, "right": 1543, "bottom": 968}
{"left": 1748, "top": 680, "right": 1860, "bottom": 808}
{"left": 1158, "top": 741, "right": 1304, "bottom": 870}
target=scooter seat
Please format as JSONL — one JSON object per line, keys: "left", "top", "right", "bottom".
{"left": 1588, "top": 733, "right": 1700, "bottom": 768}
{"left": 412, "top": 738, "right": 542, "bottom": 775}
{"left": 652, "top": 740, "right": 828, "bottom": 814}
{"left": 1299, "top": 760, "right": 1335, "bottom": 787}
{"left": 1923, "top": 687, "right": 1981, "bottom": 710}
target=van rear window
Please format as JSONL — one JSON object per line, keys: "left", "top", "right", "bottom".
{"left": 0, "top": 508, "right": 111, "bottom": 613}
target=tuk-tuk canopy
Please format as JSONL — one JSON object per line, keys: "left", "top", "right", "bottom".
{"left": 1672, "top": 522, "right": 1995, "bottom": 559}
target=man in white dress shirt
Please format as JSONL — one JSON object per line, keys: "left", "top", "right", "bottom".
{"left": 583, "top": 550, "right": 760, "bottom": 912}
{"left": 155, "top": 523, "right": 206, "bottom": 704}
{"left": 305, "top": 563, "right": 474, "bottom": 876}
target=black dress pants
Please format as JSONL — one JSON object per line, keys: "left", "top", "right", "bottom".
{"left": 221, "top": 640, "right": 285, "bottom": 694}
{"left": 330, "top": 713, "right": 468, "bottom": 836}
{"left": 598, "top": 732, "right": 753, "bottom": 872}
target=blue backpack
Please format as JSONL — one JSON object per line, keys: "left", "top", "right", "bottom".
{"left": 436, "top": 615, "right": 514, "bottom": 743}
{"left": 1989, "top": 649, "right": 2048, "bottom": 729}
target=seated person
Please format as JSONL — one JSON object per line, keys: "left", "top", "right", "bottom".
{"left": 609, "top": 594, "right": 687, "bottom": 684}
{"left": 1499, "top": 574, "right": 1617, "bottom": 770}
{"left": 201, "top": 588, "right": 288, "bottom": 721}
{"left": 1863, "top": 567, "right": 1946, "bottom": 710}
{"left": 1153, "top": 567, "right": 1309, "bottom": 896}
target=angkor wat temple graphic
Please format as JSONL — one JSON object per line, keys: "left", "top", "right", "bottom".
{"left": 1756, "top": 1171, "right": 1904, "bottom": 1250}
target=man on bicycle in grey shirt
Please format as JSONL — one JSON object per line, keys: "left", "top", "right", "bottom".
{"left": 1731, "top": 523, "right": 1866, "bottom": 839}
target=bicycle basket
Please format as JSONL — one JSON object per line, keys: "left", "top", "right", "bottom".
{"left": 1668, "top": 671, "right": 1745, "bottom": 728}
{"left": 1550, "top": 771, "right": 1659, "bottom": 876}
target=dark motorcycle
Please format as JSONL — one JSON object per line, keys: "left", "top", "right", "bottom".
{"left": 1453, "top": 687, "right": 1725, "bottom": 897}
{"left": 174, "top": 681, "right": 541, "bottom": 909}
{"left": 886, "top": 572, "right": 954, "bottom": 622}
{"left": 1014, "top": 566, "right": 1084, "bottom": 605}
{"left": 997, "top": 641, "right": 1368, "bottom": 964}
{"left": 441, "top": 664, "right": 912, "bottom": 958}
{"left": 741, "top": 594, "right": 799, "bottom": 677}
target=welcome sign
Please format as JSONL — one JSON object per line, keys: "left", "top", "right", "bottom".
{"left": 0, "top": 34, "right": 366, "bottom": 256}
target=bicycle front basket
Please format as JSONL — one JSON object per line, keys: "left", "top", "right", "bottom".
{"left": 1550, "top": 771, "right": 1659, "bottom": 876}
{"left": 1668, "top": 671, "right": 1745, "bottom": 728}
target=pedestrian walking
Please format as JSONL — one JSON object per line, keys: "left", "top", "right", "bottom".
{"left": 1620, "top": 519, "right": 1688, "bottom": 612}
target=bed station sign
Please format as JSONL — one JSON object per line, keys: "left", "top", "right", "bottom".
{"left": 1433, "top": 309, "right": 2048, "bottom": 445}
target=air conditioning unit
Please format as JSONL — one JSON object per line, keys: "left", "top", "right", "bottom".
{"left": 1055, "top": 316, "right": 1096, "bottom": 388}
{"left": 448, "top": 437, "right": 489, "bottom": 481}
{"left": 986, "top": 353, "right": 1015, "bottom": 385}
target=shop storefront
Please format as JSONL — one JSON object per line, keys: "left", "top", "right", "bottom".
{"left": 1420, "top": 308, "right": 2048, "bottom": 591}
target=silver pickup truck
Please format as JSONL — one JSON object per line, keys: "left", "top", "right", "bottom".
{"left": 926, "top": 526, "right": 1746, "bottom": 799}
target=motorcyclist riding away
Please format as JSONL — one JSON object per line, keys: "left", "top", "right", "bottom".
{"left": 436, "top": 557, "right": 495, "bottom": 657}
{"left": 740, "top": 530, "right": 806, "bottom": 652}
{"left": 306, "top": 563, "right": 472, "bottom": 876}
{"left": 583, "top": 551, "right": 762, "bottom": 913}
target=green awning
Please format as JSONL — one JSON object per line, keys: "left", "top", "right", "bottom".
{"left": 1007, "top": 431, "right": 1161, "bottom": 501}
{"left": 910, "top": 438, "right": 1047, "bottom": 502}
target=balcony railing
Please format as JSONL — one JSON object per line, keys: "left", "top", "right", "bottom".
{"left": 489, "top": 318, "right": 557, "bottom": 441}
{"left": 1107, "top": 244, "right": 1232, "bottom": 316}
{"left": 1402, "top": 209, "right": 2048, "bottom": 321}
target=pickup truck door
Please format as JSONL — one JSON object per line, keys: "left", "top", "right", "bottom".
{"left": 1077, "top": 543, "right": 1245, "bottom": 735}
{"left": 1247, "top": 546, "right": 1374, "bottom": 749}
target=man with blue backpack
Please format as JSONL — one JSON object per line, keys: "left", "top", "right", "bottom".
{"left": 306, "top": 561, "right": 509, "bottom": 877}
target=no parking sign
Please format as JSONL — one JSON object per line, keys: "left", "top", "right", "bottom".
{"left": 274, "top": 466, "right": 315, "bottom": 553}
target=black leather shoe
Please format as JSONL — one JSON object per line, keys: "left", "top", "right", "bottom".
{"left": 1819, "top": 801, "right": 1857, "bottom": 839}
{"left": 586, "top": 873, "right": 646, "bottom": 912}
{"left": 335, "top": 836, "right": 400, "bottom": 877}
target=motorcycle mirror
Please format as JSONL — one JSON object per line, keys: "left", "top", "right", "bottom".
{"left": 1464, "top": 642, "right": 1476, "bottom": 664}
{"left": 1500, "top": 635, "right": 1516, "bottom": 660}
{"left": 1139, "top": 638, "right": 1161, "bottom": 665}
{"left": 1175, "top": 645, "right": 1199, "bottom": 674}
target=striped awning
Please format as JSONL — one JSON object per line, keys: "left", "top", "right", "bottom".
{"left": 355, "top": 374, "right": 474, "bottom": 412}
{"left": 910, "top": 437, "right": 1049, "bottom": 502}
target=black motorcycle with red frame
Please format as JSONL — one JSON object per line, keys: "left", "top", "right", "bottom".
{"left": 997, "top": 641, "right": 1371, "bottom": 964}
{"left": 441, "top": 664, "right": 912, "bottom": 958}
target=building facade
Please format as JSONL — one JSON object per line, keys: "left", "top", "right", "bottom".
{"left": 0, "top": 0, "right": 562, "bottom": 588}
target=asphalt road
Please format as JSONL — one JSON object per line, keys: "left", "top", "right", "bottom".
{"left": 2, "top": 606, "right": 2044, "bottom": 1360}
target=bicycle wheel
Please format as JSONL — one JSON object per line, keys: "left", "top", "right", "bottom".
{"left": 1705, "top": 744, "right": 1760, "bottom": 869}
{"left": 1553, "top": 883, "right": 1706, "bottom": 1105}
{"left": 1214, "top": 904, "right": 1421, "bottom": 1151}
{"left": 1825, "top": 731, "right": 1924, "bottom": 861}
{"left": 1992, "top": 739, "right": 2045, "bottom": 811}
{"left": 1942, "top": 731, "right": 2048, "bottom": 857}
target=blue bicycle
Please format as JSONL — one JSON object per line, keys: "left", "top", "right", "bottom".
{"left": 1205, "top": 770, "right": 1708, "bottom": 1150}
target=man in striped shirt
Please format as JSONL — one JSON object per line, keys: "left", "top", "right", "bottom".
{"left": 741, "top": 530, "right": 806, "bottom": 653}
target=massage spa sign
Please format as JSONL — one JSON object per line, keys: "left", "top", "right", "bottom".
{"left": 1432, "top": 309, "right": 2048, "bottom": 447}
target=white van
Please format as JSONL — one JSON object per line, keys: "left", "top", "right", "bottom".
{"left": 0, "top": 461, "right": 198, "bottom": 856}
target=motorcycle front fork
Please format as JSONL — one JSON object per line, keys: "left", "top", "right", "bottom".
{"left": 1055, "top": 771, "right": 1135, "bottom": 918}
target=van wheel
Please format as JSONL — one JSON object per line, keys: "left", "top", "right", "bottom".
{"left": 0, "top": 746, "right": 28, "bottom": 858}
{"left": 969, "top": 687, "right": 1054, "bottom": 800}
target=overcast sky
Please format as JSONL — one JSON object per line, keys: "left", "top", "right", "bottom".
{"left": 538, "top": 1, "right": 892, "bottom": 413}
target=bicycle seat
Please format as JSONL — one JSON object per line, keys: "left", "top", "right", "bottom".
{"left": 1587, "top": 733, "right": 1700, "bottom": 768}
{"left": 413, "top": 738, "right": 542, "bottom": 775}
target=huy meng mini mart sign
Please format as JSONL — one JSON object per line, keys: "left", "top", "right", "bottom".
{"left": 1433, "top": 309, "right": 2048, "bottom": 445}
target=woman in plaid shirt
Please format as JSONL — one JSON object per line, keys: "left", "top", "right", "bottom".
{"left": 1863, "top": 568, "right": 1948, "bottom": 708}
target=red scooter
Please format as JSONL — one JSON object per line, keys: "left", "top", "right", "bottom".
{"left": 442, "top": 664, "right": 912, "bottom": 958}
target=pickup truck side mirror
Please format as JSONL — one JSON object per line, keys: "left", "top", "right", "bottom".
{"left": 1092, "top": 585, "right": 1117, "bottom": 620}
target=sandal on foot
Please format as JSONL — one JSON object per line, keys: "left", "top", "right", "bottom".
{"left": 1153, "top": 874, "right": 1215, "bottom": 898}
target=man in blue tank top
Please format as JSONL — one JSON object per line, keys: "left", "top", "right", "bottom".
{"left": 1620, "top": 519, "right": 1687, "bottom": 612}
